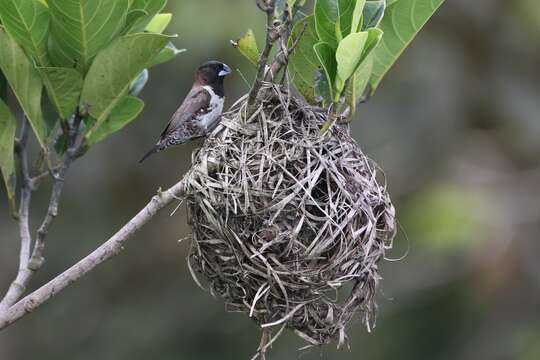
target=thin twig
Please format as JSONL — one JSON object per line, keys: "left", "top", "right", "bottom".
{"left": 0, "top": 119, "right": 34, "bottom": 311}
{"left": 28, "top": 115, "right": 81, "bottom": 270}
{"left": 266, "top": 22, "right": 300, "bottom": 82}
{"left": 0, "top": 180, "right": 187, "bottom": 330}
{"left": 247, "top": 1, "right": 279, "bottom": 111}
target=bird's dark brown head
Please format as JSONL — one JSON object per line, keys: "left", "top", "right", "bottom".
{"left": 196, "top": 61, "right": 231, "bottom": 87}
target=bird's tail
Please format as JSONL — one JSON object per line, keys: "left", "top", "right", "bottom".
{"left": 139, "top": 145, "right": 160, "bottom": 163}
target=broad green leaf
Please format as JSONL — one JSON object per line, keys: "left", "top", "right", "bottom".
{"left": 314, "top": 69, "right": 331, "bottom": 104}
{"left": 369, "top": 0, "right": 445, "bottom": 92}
{"left": 233, "top": 29, "right": 260, "bottom": 66}
{"left": 0, "top": 99, "right": 17, "bottom": 212}
{"left": 47, "top": 0, "right": 130, "bottom": 72}
{"left": 335, "top": 31, "right": 368, "bottom": 94}
{"left": 80, "top": 33, "right": 170, "bottom": 134}
{"left": 362, "top": 27, "right": 384, "bottom": 59}
{"left": 336, "top": 27, "right": 382, "bottom": 96}
{"left": 85, "top": 96, "right": 144, "bottom": 145}
{"left": 41, "top": 92, "right": 60, "bottom": 137}
{"left": 345, "top": 55, "right": 373, "bottom": 115}
{"left": 0, "top": 0, "right": 50, "bottom": 66}
{"left": 126, "top": 0, "right": 167, "bottom": 33}
{"left": 362, "top": 0, "right": 386, "bottom": 30}
{"left": 145, "top": 13, "right": 171, "bottom": 33}
{"left": 148, "top": 42, "right": 185, "bottom": 67}
{"left": 313, "top": 42, "right": 336, "bottom": 102}
{"left": 314, "top": 0, "right": 356, "bottom": 48}
{"left": 0, "top": 28, "right": 46, "bottom": 149}
{"left": 39, "top": 67, "right": 83, "bottom": 120}
{"left": 288, "top": 16, "right": 320, "bottom": 104}
{"left": 351, "top": 0, "right": 366, "bottom": 33}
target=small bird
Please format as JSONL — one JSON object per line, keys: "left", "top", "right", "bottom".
{"left": 139, "top": 60, "right": 232, "bottom": 163}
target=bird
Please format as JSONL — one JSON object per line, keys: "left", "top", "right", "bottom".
{"left": 139, "top": 60, "right": 232, "bottom": 163}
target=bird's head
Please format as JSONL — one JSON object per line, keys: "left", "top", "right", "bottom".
{"left": 196, "top": 61, "right": 232, "bottom": 86}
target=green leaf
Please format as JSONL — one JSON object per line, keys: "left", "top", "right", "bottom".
{"left": 313, "top": 42, "right": 336, "bottom": 102}
{"left": 362, "top": 0, "right": 386, "bottom": 30}
{"left": 0, "top": 0, "right": 50, "bottom": 66}
{"left": 41, "top": 91, "right": 61, "bottom": 133}
{"left": 351, "top": 0, "right": 366, "bottom": 33}
{"left": 314, "top": 0, "right": 356, "bottom": 48}
{"left": 85, "top": 96, "right": 144, "bottom": 145}
{"left": 345, "top": 54, "right": 373, "bottom": 115}
{"left": 335, "top": 31, "right": 368, "bottom": 94}
{"left": 80, "top": 33, "right": 170, "bottom": 135}
{"left": 39, "top": 67, "right": 83, "bottom": 120}
{"left": 233, "top": 29, "right": 260, "bottom": 66}
{"left": 339, "top": 27, "right": 381, "bottom": 103}
{"left": 362, "top": 27, "right": 384, "bottom": 58}
{"left": 148, "top": 42, "right": 185, "bottom": 67}
{"left": 126, "top": 0, "right": 167, "bottom": 33}
{"left": 314, "top": 69, "right": 330, "bottom": 104}
{"left": 145, "top": 13, "right": 171, "bottom": 33}
{"left": 0, "top": 99, "right": 17, "bottom": 212}
{"left": 0, "top": 27, "right": 47, "bottom": 150}
{"left": 288, "top": 16, "right": 321, "bottom": 104}
{"left": 47, "top": 0, "right": 130, "bottom": 72}
{"left": 369, "top": 0, "right": 445, "bottom": 92}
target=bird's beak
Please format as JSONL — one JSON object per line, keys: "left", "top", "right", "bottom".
{"left": 219, "top": 64, "right": 232, "bottom": 77}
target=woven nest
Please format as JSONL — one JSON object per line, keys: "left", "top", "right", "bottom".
{"left": 184, "top": 83, "right": 396, "bottom": 349}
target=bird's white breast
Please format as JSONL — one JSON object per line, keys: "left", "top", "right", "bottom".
{"left": 200, "top": 85, "right": 224, "bottom": 129}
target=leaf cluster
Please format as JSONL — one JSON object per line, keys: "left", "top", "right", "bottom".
{"left": 0, "top": 0, "right": 183, "bottom": 209}
{"left": 287, "top": 0, "right": 445, "bottom": 116}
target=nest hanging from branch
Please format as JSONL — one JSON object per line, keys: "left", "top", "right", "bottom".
{"left": 184, "top": 83, "right": 396, "bottom": 348}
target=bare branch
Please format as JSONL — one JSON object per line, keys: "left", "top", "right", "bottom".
{"left": 248, "top": 0, "right": 304, "bottom": 109}
{"left": 0, "top": 180, "right": 186, "bottom": 331}
{"left": 29, "top": 115, "right": 81, "bottom": 270}
{"left": 266, "top": 21, "right": 306, "bottom": 83}
{"left": 0, "top": 119, "right": 35, "bottom": 311}
{"left": 1, "top": 114, "right": 83, "bottom": 311}
{"left": 247, "top": 1, "right": 279, "bottom": 110}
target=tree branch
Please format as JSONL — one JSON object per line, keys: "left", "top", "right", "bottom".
{"left": 0, "top": 120, "right": 35, "bottom": 312}
{"left": 266, "top": 21, "right": 306, "bottom": 83}
{"left": 1, "top": 114, "right": 82, "bottom": 311}
{"left": 0, "top": 180, "right": 186, "bottom": 331}
{"left": 247, "top": 1, "right": 279, "bottom": 110}
{"left": 29, "top": 115, "right": 81, "bottom": 270}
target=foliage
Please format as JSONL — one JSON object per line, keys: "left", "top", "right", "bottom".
{"left": 369, "top": 0, "right": 445, "bottom": 92}
{"left": 0, "top": 0, "right": 182, "bottom": 208}
{"left": 0, "top": 99, "right": 16, "bottom": 212}
{"left": 232, "top": 29, "right": 260, "bottom": 65}
{"left": 287, "top": 0, "right": 445, "bottom": 116}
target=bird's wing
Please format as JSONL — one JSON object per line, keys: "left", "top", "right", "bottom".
{"left": 159, "top": 87, "right": 211, "bottom": 140}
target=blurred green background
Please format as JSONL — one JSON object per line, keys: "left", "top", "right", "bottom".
{"left": 1, "top": 0, "right": 540, "bottom": 359}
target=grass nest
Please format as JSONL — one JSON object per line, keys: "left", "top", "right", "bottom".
{"left": 184, "top": 83, "right": 396, "bottom": 350}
